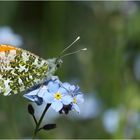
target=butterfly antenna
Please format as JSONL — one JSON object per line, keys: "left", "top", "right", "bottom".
{"left": 59, "top": 36, "right": 80, "bottom": 56}
{"left": 60, "top": 48, "right": 87, "bottom": 59}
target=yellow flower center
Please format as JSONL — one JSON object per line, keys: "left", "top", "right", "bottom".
{"left": 54, "top": 92, "right": 62, "bottom": 100}
{"left": 73, "top": 97, "right": 77, "bottom": 104}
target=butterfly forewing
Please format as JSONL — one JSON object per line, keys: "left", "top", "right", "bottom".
{"left": 0, "top": 45, "right": 48, "bottom": 96}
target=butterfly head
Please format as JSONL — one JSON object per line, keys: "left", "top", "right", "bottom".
{"left": 56, "top": 58, "right": 63, "bottom": 68}
{"left": 47, "top": 58, "right": 63, "bottom": 76}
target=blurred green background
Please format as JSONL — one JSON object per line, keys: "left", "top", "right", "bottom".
{"left": 1, "top": 1, "right": 140, "bottom": 139}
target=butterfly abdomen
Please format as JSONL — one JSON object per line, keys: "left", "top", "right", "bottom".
{"left": 0, "top": 45, "right": 48, "bottom": 96}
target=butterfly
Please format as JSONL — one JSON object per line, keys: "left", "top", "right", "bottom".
{"left": 0, "top": 36, "right": 86, "bottom": 96}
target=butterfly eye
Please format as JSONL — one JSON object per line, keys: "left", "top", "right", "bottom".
{"left": 56, "top": 63, "right": 60, "bottom": 68}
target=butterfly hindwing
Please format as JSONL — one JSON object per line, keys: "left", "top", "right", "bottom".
{"left": 0, "top": 45, "right": 48, "bottom": 96}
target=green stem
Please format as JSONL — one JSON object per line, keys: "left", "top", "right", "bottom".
{"left": 33, "top": 115, "right": 37, "bottom": 125}
{"left": 32, "top": 104, "right": 51, "bottom": 139}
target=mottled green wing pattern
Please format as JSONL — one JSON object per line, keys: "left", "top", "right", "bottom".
{"left": 0, "top": 45, "right": 48, "bottom": 96}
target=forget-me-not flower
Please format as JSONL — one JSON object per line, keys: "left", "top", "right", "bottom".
{"left": 43, "top": 80, "right": 73, "bottom": 112}
{"left": 61, "top": 82, "right": 84, "bottom": 113}
{"left": 24, "top": 76, "right": 84, "bottom": 113}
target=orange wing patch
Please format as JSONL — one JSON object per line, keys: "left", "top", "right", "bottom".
{"left": 0, "top": 44, "right": 18, "bottom": 52}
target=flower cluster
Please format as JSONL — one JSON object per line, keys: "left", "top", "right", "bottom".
{"left": 24, "top": 76, "right": 84, "bottom": 114}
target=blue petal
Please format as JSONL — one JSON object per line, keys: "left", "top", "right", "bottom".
{"left": 51, "top": 76, "right": 60, "bottom": 81}
{"left": 25, "top": 88, "right": 40, "bottom": 96}
{"left": 51, "top": 101, "right": 63, "bottom": 112}
{"left": 23, "top": 94, "right": 35, "bottom": 102}
{"left": 69, "top": 85, "right": 76, "bottom": 91}
{"left": 58, "top": 87, "right": 68, "bottom": 95}
{"left": 62, "top": 82, "right": 71, "bottom": 91}
{"left": 62, "top": 95, "right": 73, "bottom": 105}
{"left": 74, "top": 85, "right": 80, "bottom": 92}
{"left": 76, "top": 94, "right": 84, "bottom": 104}
{"left": 43, "top": 92, "right": 54, "bottom": 104}
{"left": 37, "top": 86, "right": 48, "bottom": 97}
{"left": 73, "top": 104, "right": 80, "bottom": 113}
{"left": 47, "top": 81, "right": 59, "bottom": 93}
